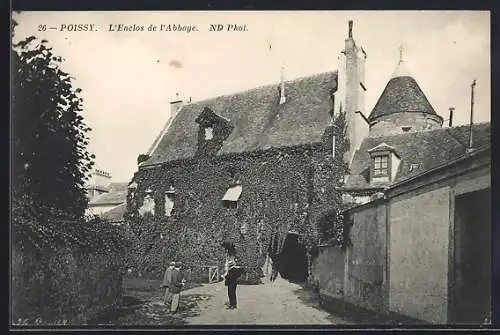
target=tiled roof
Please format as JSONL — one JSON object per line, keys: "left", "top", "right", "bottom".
{"left": 367, "top": 75, "right": 440, "bottom": 122}
{"left": 143, "top": 71, "right": 337, "bottom": 165}
{"left": 89, "top": 182, "right": 128, "bottom": 206}
{"left": 101, "top": 203, "right": 126, "bottom": 223}
{"left": 344, "top": 122, "right": 491, "bottom": 190}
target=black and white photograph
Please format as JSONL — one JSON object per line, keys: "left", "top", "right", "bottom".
{"left": 10, "top": 10, "right": 491, "bottom": 328}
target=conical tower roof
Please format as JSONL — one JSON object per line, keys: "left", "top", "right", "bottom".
{"left": 367, "top": 59, "right": 438, "bottom": 123}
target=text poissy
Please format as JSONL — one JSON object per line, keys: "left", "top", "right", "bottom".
{"left": 59, "top": 24, "right": 96, "bottom": 32}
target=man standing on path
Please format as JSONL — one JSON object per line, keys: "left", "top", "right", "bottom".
{"left": 161, "top": 261, "right": 176, "bottom": 305}
{"left": 224, "top": 260, "right": 242, "bottom": 309}
{"left": 169, "top": 262, "right": 185, "bottom": 314}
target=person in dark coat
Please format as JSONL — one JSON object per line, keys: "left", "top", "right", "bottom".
{"left": 168, "top": 262, "right": 185, "bottom": 313}
{"left": 224, "top": 260, "right": 242, "bottom": 309}
{"left": 161, "top": 261, "right": 176, "bottom": 304}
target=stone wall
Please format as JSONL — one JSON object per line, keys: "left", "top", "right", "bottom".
{"left": 312, "top": 244, "right": 345, "bottom": 299}
{"left": 345, "top": 203, "right": 387, "bottom": 312}
{"left": 389, "top": 186, "right": 450, "bottom": 324}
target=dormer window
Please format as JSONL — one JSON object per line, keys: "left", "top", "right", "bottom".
{"left": 368, "top": 142, "right": 401, "bottom": 184}
{"left": 204, "top": 127, "right": 214, "bottom": 140}
{"left": 373, "top": 155, "right": 389, "bottom": 177}
{"left": 195, "top": 107, "right": 234, "bottom": 157}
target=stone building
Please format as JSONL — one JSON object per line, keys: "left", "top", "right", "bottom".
{"left": 85, "top": 167, "right": 129, "bottom": 221}
{"left": 126, "top": 21, "right": 368, "bottom": 281}
{"left": 85, "top": 168, "right": 112, "bottom": 201}
{"left": 313, "top": 32, "right": 491, "bottom": 324}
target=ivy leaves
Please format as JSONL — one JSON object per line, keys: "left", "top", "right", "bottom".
{"left": 126, "top": 108, "right": 351, "bottom": 281}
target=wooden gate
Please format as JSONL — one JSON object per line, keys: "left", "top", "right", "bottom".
{"left": 208, "top": 266, "right": 219, "bottom": 284}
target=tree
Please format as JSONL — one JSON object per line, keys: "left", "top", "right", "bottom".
{"left": 10, "top": 23, "right": 130, "bottom": 324}
{"left": 315, "top": 110, "right": 351, "bottom": 248}
{"left": 11, "top": 34, "right": 95, "bottom": 218}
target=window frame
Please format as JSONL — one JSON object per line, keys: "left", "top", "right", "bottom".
{"left": 372, "top": 154, "right": 389, "bottom": 177}
{"left": 164, "top": 192, "right": 175, "bottom": 217}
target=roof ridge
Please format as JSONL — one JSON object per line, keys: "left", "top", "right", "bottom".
{"left": 181, "top": 70, "right": 337, "bottom": 107}
{"left": 368, "top": 121, "right": 491, "bottom": 141}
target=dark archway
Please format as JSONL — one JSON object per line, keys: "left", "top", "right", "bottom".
{"left": 276, "top": 232, "right": 309, "bottom": 283}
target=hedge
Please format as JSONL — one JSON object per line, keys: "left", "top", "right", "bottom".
{"left": 11, "top": 196, "right": 129, "bottom": 325}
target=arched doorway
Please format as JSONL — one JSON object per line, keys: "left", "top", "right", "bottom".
{"left": 271, "top": 231, "right": 309, "bottom": 283}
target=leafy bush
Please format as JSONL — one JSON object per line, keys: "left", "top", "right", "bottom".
{"left": 11, "top": 195, "right": 129, "bottom": 324}
{"left": 10, "top": 27, "right": 129, "bottom": 324}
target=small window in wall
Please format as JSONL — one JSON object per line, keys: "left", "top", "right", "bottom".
{"left": 164, "top": 186, "right": 175, "bottom": 217}
{"left": 165, "top": 194, "right": 175, "bottom": 216}
{"left": 205, "top": 127, "right": 214, "bottom": 140}
{"left": 222, "top": 184, "right": 242, "bottom": 209}
{"left": 139, "top": 190, "right": 155, "bottom": 217}
{"left": 373, "top": 155, "right": 389, "bottom": 177}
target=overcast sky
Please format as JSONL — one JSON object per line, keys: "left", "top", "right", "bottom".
{"left": 12, "top": 11, "right": 490, "bottom": 182}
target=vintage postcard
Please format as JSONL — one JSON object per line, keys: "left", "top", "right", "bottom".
{"left": 11, "top": 10, "right": 491, "bottom": 328}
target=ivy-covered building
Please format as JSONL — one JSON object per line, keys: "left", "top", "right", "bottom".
{"left": 125, "top": 21, "right": 368, "bottom": 282}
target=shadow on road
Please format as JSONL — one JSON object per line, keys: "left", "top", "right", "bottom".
{"left": 87, "top": 277, "right": 212, "bottom": 326}
{"left": 292, "top": 283, "right": 426, "bottom": 326}
{"left": 88, "top": 293, "right": 214, "bottom": 326}
{"left": 291, "top": 285, "right": 351, "bottom": 324}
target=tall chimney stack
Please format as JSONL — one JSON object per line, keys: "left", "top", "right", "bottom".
{"left": 448, "top": 107, "right": 454, "bottom": 127}
{"left": 340, "top": 19, "right": 369, "bottom": 164}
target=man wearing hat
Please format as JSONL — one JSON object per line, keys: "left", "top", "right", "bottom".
{"left": 161, "top": 261, "right": 176, "bottom": 305}
{"left": 224, "top": 259, "right": 242, "bottom": 309}
{"left": 169, "top": 261, "right": 185, "bottom": 313}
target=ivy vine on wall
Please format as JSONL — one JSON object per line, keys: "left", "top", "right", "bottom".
{"left": 125, "top": 110, "right": 350, "bottom": 283}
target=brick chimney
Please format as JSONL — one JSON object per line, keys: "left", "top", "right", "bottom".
{"left": 170, "top": 92, "right": 185, "bottom": 119}
{"left": 336, "top": 20, "right": 369, "bottom": 165}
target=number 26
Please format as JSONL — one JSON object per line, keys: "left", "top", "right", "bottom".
{"left": 38, "top": 24, "right": 46, "bottom": 31}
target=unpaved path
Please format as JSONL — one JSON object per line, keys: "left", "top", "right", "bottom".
{"left": 181, "top": 276, "right": 348, "bottom": 325}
